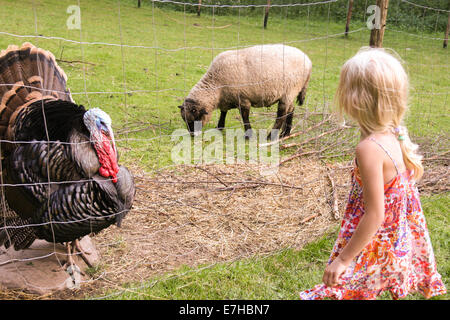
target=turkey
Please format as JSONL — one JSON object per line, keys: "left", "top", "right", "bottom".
{"left": 0, "top": 43, "right": 135, "bottom": 269}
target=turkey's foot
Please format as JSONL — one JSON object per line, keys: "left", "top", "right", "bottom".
{"left": 62, "top": 240, "right": 87, "bottom": 276}
{"left": 62, "top": 241, "right": 85, "bottom": 276}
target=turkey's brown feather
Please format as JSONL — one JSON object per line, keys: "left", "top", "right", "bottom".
{"left": 0, "top": 43, "right": 72, "bottom": 147}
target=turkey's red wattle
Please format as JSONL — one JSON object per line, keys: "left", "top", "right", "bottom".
{"left": 95, "top": 132, "right": 119, "bottom": 183}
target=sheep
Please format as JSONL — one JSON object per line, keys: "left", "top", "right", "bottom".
{"left": 178, "top": 44, "right": 312, "bottom": 139}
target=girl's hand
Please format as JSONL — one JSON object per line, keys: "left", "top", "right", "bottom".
{"left": 322, "top": 256, "right": 351, "bottom": 287}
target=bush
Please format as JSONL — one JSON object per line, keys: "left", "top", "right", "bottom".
{"left": 142, "top": 0, "right": 449, "bottom": 32}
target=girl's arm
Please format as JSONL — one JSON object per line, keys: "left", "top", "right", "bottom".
{"left": 323, "top": 140, "right": 386, "bottom": 287}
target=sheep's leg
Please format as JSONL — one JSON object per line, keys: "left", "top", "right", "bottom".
{"left": 217, "top": 111, "right": 227, "bottom": 130}
{"left": 280, "top": 105, "right": 295, "bottom": 138}
{"left": 268, "top": 103, "right": 287, "bottom": 140}
{"left": 238, "top": 104, "right": 253, "bottom": 139}
{"left": 280, "top": 112, "right": 293, "bottom": 138}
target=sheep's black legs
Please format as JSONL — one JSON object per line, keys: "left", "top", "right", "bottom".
{"left": 217, "top": 111, "right": 227, "bottom": 130}
{"left": 239, "top": 107, "right": 253, "bottom": 139}
{"left": 268, "top": 105, "right": 287, "bottom": 140}
{"left": 280, "top": 111, "right": 294, "bottom": 138}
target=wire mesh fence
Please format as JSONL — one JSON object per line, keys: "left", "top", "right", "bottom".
{"left": 0, "top": 0, "right": 448, "bottom": 299}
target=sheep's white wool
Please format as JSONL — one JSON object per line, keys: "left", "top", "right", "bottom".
{"left": 186, "top": 44, "right": 312, "bottom": 123}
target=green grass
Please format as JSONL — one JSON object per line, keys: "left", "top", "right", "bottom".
{"left": 0, "top": 0, "right": 448, "bottom": 300}
{"left": 98, "top": 227, "right": 338, "bottom": 300}
{"left": 0, "top": 0, "right": 448, "bottom": 170}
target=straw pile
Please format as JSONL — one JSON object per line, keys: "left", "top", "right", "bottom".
{"left": 85, "top": 158, "right": 350, "bottom": 289}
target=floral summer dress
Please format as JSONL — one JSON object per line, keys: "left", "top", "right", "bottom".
{"left": 299, "top": 138, "right": 447, "bottom": 300}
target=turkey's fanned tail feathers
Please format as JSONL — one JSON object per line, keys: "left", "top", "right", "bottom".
{"left": 0, "top": 43, "right": 73, "bottom": 145}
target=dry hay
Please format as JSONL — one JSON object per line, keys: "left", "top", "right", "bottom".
{"left": 419, "top": 156, "right": 449, "bottom": 195}
{"left": 416, "top": 135, "right": 449, "bottom": 195}
{"left": 81, "top": 157, "right": 351, "bottom": 296}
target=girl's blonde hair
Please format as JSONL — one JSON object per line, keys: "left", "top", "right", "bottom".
{"left": 336, "top": 47, "right": 423, "bottom": 180}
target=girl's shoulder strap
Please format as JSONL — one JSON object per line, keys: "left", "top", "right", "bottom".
{"left": 367, "top": 137, "right": 400, "bottom": 175}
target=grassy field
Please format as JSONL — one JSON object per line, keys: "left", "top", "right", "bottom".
{"left": 0, "top": 0, "right": 448, "bottom": 169}
{"left": 0, "top": 0, "right": 448, "bottom": 300}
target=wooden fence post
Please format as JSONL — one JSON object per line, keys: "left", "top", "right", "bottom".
{"left": 197, "top": 0, "right": 202, "bottom": 17}
{"left": 138, "top": 0, "right": 141, "bottom": 8}
{"left": 369, "top": 0, "right": 389, "bottom": 48}
{"left": 444, "top": 12, "right": 450, "bottom": 49}
{"left": 345, "top": 0, "right": 354, "bottom": 37}
{"left": 264, "top": 0, "right": 271, "bottom": 29}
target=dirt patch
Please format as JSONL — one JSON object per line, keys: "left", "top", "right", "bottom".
{"left": 419, "top": 160, "right": 449, "bottom": 195}
{"left": 0, "top": 237, "right": 99, "bottom": 296}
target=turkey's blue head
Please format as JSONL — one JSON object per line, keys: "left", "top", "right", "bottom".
{"left": 83, "top": 108, "right": 119, "bottom": 183}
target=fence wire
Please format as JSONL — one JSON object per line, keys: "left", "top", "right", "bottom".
{"left": 0, "top": 0, "right": 448, "bottom": 299}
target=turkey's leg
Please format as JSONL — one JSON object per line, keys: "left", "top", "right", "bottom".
{"left": 62, "top": 242, "right": 86, "bottom": 275}
{"left": 73, "top": 239, "right": 93, "bottom": 268}
{"left": 62, "top": 242, "right": 76, "bottom": 271}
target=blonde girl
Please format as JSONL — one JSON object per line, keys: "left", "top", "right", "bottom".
{"left": 299, "top": 47, "right": 446, "bottom": 300}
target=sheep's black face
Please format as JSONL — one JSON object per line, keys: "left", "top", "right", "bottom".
{"left": 178, "top": 99, "right": 208, "bottom": 135}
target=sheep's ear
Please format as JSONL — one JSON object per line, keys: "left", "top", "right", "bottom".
{"left": 178, "top": 105, "right": 184, "bottom": 109}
